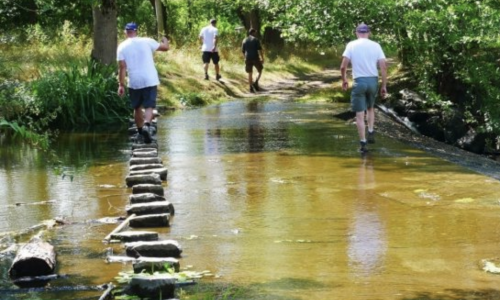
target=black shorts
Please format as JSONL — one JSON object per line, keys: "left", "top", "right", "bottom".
{"left": 202, "top": 52, "right": 220, "bottom": 64}
{"left": 245, "top": 59, "right": 264, "bottom": 73}
{"left": 129, "top": 86, "right": 157, "bottom": 109}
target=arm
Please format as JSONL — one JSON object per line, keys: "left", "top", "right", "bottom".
{"left": 258, "top": 49, "right": 264, "bottom": 63}
{"left": 117, "top": 60, "right": 127, "bottom": 97}
{"left": 212, "top": 35, "right": 218, "bottom": 52}
{"left": 378, "top": 58, "right": 387, "bottom": 98}
{"left": 340, "top": 57, "right": 350, "bottom": 91}
{"left": 157, "top": 37, "right": 170, "bottom": 52}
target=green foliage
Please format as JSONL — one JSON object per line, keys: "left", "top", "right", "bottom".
{"left": 31, "top": 59, "right": 130, "bottom": 128}
{"left": 177, "top": 92, "right": 210, "bottom": 107}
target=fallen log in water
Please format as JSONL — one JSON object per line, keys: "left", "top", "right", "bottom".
{"left": 125, "top": 173, "right": 162, "bottom": 187}
{"left": 98, "top": 282, "right": 115, "bottom": 300}
{"left": 132, "top": 184, "right": 164, "bottom": 196}
{"left": 0, "top": 283, "right": 110, "bottom": 294}
{"left": 125, "top": 240, "right": 182, "bottom": 258}
{"left": 9, "top": 238, "right": 56, "bottom": 279}
{"left": 129, "top": 193, "right": 166, "bottom": 204}
{"left": 11, "top": 274, "right": 67, "bottom": 284}
{"left": 103, "top": 214, "right": 136, "bottom": 243}
{"left": 126, "top": 201, "right": 174, "bottom": 216}
{"left": 129, "top": 167, "right": 168, "bottom": 181}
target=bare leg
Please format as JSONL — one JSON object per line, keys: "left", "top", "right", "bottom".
{"left": 203, "top": 63, "right": 209, "bottom": 74}
{"left": 356, "top": 111, "right": 366, "bottom": 141}
{"left": 215, "top": 64, "right": 220, "bottom": 75}
{"left": 144, "top": 107, "right": 154, "bottom": 124}
{"left": 255, "top": 70, "right": 262, "bottom": 83}
{"left": 366, "top": 107, "right": 375, "bottom": 132}
{"left": 248, "top": 71, "right": 253, "bottom": 87}
{"left": 134, "top": 107, "right": 144, "bottom": 129}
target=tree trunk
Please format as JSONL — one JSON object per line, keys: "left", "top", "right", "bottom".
{"left": 9, "top": 239, "right": 56, "bottom": 279}
{"left": 91, "top": 0, "right": 117, "bottom": 66}
{"left": 236, "top": 7, "right": 261, "bottom": 38}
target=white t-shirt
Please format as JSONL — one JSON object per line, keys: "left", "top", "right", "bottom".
{"left": 117, "top": 37, "right": 160, "bottom": 89}
{"left": 199, "top": 25, "right": 218, "bottom": 52}
{"left": 342, "top": 38, "right": 386, "bottom": 79}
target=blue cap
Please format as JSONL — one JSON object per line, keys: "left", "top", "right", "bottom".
{"left": 356, "top": 23, "right": 370, "bottom": 33}
{"left": 125, "top": 22, "right": 138, "bottom": 31}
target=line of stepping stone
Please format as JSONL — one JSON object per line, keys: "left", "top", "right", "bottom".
{"left": 105, "top": 112, "right": 182, "bottom": 300}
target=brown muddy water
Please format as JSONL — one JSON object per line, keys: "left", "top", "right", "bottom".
{"left": 1, "top": 100, "right": 500, "bottom": 300}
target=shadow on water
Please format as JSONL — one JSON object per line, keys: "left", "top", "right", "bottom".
{"left": 400, "top": 289, "right": 500, "bottom": 300}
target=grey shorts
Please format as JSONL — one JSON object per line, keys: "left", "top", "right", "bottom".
{"left": 129, "top": 86, "right": 157, "bottom": 109}
{"left": 351, "top": 77, "right": 378, "bottom": 112}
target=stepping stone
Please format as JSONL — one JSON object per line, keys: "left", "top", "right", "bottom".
{"left": 126, "top": 174, "right": 162, "bottom": 187}
{"left": 133, "top": 257, "right": 180, "bottom": 273}
{"left": 132, "top": 184, "right": 164, "bottom": 196}
{"left": 133, "top": 148, "right": 158, "bottom": 153}
{"left": 130, "top": 164, "right": 164, "bottom": 172}
{"left": 124, "top": 275, "right": 175, "bottom": 299}
{"left": 110, "top": 231, "right": 159, "bottom": 242}
{"left": 132, "top": 143, "right": 158, "bottom": 151}
{"left": 129, "top": 193, "right": 166, "bottom": 204}
{"left": 124, "top": 240, "right": 182, "bottom": 258}
{"left": 130, "top": 157, "right": 162, "bottom": 166}
{"left": 126, "top": 201, "right": 174, "bottom": 216}
{"left": 129, "top": 168, "right": 168, "bottom": 181}
{"left": 129, "top": 214, "right": 170, "bottom": 228}
{"left": 133, "top": 150, "right": 158, "bottom": 158}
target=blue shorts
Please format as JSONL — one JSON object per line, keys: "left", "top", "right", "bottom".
{"left": 202, "top": 52, "right": 220, "bottom": 64}
{"left": 129, "top": 86, "right": 157, "bottom": 109}
{"left": 351, "top": 77, "right": 378, "bottom": 112}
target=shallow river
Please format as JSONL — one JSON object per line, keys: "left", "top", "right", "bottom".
{"left": 1, "top": 100, "right": 500, "bottom": 300}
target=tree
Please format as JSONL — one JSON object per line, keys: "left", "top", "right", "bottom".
{"left": 91, "top": 0, "right": 117, "bottom": 65}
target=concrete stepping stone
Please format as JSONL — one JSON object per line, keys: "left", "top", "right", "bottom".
{"left": 129, "top": 214, "right": 170, "bottom": 228}
{"left": 133, "top": 257, "right": 180, "bottom": 273}
{"left": 124, "top": 275, "right": 175, "bottom": 299}
{"left": 126, "top": 201, "right": 174, "bottom": 216}
{"left": 132, "top": 184, "right": 164, "bottom": 196}
{"left": 110, "top": 231, "right": 159, "bottom": 242}
{"left": 133, "top": 150, "right": 158, "bottom": 158}
{"left": 132, "top": 143, "right": 158, "bottom": 151}
{"left": 129, "top": 168, "right": 168, "bottom": 181}
{"left": 130, "top": 157, "right": 162, "bottom": 166}
{"left": 129, "top": 164, "right": 164, "bottom": 172}
{"left": 129, "top": 193, "right": 166, "bottom": 204}
{"left": 126, "top": 174, "right": 162, "bottom": 187}
{"left": 124, "top": 240, "right": 182, "bottom": 258}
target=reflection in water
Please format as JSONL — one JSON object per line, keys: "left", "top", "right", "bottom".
{"left": 348, "top": 155, "right": 387, "bottom": 276}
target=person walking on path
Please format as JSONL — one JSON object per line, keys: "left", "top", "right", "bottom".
{"left": 117, "top": 22, "right": 170, "bottom": 144}
{"left": 340, "top": 23, "right": 387, "bottom": 153}
{"left": 199, "top": 19, "right": 221, "bottom": 81}
{"left": 242, "top": 28, "right": 264, "bottom": 93}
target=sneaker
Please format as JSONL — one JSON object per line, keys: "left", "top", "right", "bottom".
{"left": 359, "top": 141, "right": 368, "bottom": 153}
{"left": 134, "top": 132, "right": 144, "bottom": 143}
{"left": 216, "top": 74, "right": 222, "bottom": 81}
{"left": 252, "top": 81, "right": 259, "bottom": 91}
{"left": 367, "top": 131, "right": 375, "bottom": 144}
{"left": 204, "top": 73, "right": 209, "bottom": 80}
{"left": 249, "top": 85, "right": 255, "bottom": 93}
{"left": 142, "top": 125, "right": 152, "bottom": 144}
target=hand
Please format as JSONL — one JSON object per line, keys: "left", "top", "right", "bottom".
{"left": 118, "top": 85, "right": 125, "bottom": 97}
{"left": 342, "top": 80, "right": 349, "bottom": 91}
{"left": 380, "top": 86, "right": 387, "bottom": 98}
{"left": 161, "top": 37, "right": 169, "bottom": 44}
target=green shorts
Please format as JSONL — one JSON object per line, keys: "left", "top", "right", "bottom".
{"left": 351, "top": 77, "right": 378, "bottom": 112}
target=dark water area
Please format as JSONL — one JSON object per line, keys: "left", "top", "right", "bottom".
{"left": 1, "top": 100, "right": 500, "bottom": 299}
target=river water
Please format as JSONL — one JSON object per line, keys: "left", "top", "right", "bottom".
{"left": 1, "top": 100, "right": 500, "bottom": 300}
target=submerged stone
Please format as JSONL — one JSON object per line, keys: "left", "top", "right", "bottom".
{"left": 125, "top": 240, "right": 182, "bottom": 258}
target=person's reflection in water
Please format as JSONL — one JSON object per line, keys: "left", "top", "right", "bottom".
{"left": 347, "top": 154, "right": 387, "bottom": 277}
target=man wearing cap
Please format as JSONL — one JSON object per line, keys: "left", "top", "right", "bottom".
{"left": 242, "top": 28, "right": 264, "bottom": 93}
{"left": 117, "top": 22, "right": 169, "bottom": 144}
{"left": 340, "top": 23, "right": 387, "bottom": 153}
{"left": 199, "top": 19, "right": 221, "bottom": 81}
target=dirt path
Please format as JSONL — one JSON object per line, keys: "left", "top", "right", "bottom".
{"left": 251, "top": 69, "right": 500, "bottom": 181}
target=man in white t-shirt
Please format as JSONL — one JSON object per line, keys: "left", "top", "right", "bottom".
{"left": 340, "top": 23, "right": 387, "bottom": 153}
{"left": 117, "top": 22, "right": 169, "bottom": 144}
{"left": 199, "top": 19, "right": 221, "bottom": 81}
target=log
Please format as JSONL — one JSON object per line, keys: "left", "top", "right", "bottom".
{"left": 124, "top": 275, "right": 175, "bottom": 299}
{"left": 126, "top": 201, "right": 174, "bottom": 216}
{"left": 9, "top": 239, "right": 56, "bottom": 279}
{"left": 110, "top": 231, "right": 159, "bottom": 242}
{"left": 129, "top": 193, "right": 166, "bottom": 204}
{"left": 125, "top": 240, "right": 182, "bottom": 258}
{"left": 98, "top": 282, "right": 115, "bottom": 300}
{"left": 130, "top": 157, "right": 162, "bottom": 166}
{"left": 125, "top": 173, "right": 162, "bottom": 187}
{"left": 129, "top": 163, "right": 164, "bottom": 172}
{"left": 129, "top": 167, "right": 168, "bottom": 181}
{"left": 132, "top": 184, "right": 164, "bottom": 196}
{"left": 133, "top": 257, "right": 180, "bottom": 273}
{"left": 103, "top": 214, "right": 136, "bottom": 243}
{"left": 129, "top": 214, "right": 170, "bottom": 228}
